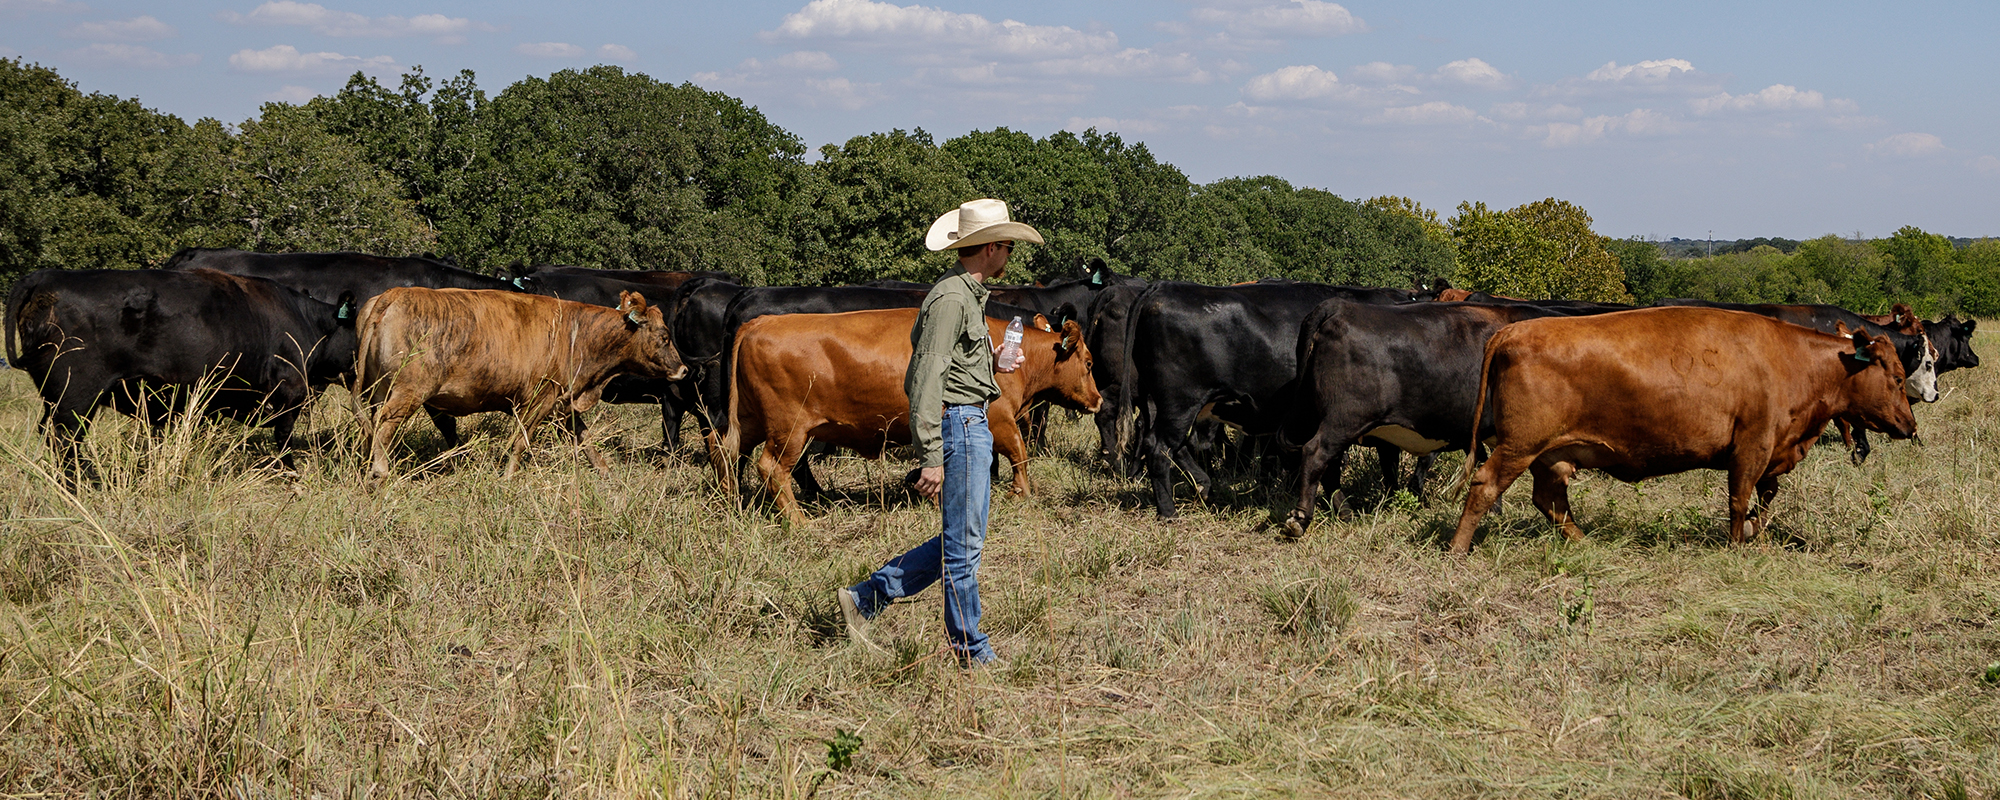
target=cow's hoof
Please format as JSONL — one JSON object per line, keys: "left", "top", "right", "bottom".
{"left": 1280, "top": 515, "right": 1308, "bottom": 540}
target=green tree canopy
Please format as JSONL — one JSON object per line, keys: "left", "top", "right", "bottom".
{"left": 1449, "top": 198, "right": 1629, "bottom": 302}
{"left": 805, "top": 129, "right": 975, "bottom": 285}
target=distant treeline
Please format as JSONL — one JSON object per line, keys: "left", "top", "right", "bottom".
{"left": 3, "top": 58, "right": 1993, "bottom": 314}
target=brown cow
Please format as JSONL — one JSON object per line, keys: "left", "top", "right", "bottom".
{"left": 354, "top": 287, "right": 686, "bottom": 483}
{"left": 709, "top": 309, "right": 1099, "bottom": 523}
{"left": 1450, "top": 306, "right": 1916, "bottom": 554}
{"left": 1858, "top": 302, "right": 1925, "bottom": 335}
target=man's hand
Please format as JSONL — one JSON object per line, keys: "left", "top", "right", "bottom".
{"left": 992, "top": 344, "right": 1026, "bottom": 373}
{"left": 915, "top": 465, "right": 943, "bottom": 501}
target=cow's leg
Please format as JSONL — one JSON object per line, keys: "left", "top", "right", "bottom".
{"left": 1449, "top": 449, "right": 1535, "bottom": 554}
{"left": 758, "top": 428, "right": 811, "bottom": 525}
{"left": 1723, "top": 449, "right": 1772, "bottom": 544}
{"left": 1408, "top": 452, "right": 1439, "bottom": 502}
{"left": 564, "top": 413, "right": 613, "bottom": 477}
{"left": 427, "top": 409, "right": 460, "bottom": 449}
{"left": 791, "top": 444, "right": 827, "bottom": 500}
{"left": 1145, "top": 402, "right": 1212, "bottom": 517}
{"left": 44, "top": 394, "right": 100, "bottom": 488}
{"left": 503, "top": 397, "right": 564, "bottom": 478}
{"left": 268, "top": 406, "right": 301, "bottom": 472}
{"left": 1285, "top": 432, "right": 1347, "bottom": 537}
{"left": 1746, "top": 475, "right": 1783, "bottom": 543}
{"left": 1527, "top": 458, "right": 1582, "bottom": 541}
{"left": 988, "top": 408, "right": 1031, "bottom": 496}
{"left": 366, "top": 392, "right": 427, "bottom": 484}
{"left": 1850, "top": 429, "right": 1871, "bottom": 465}
{"left": 1375, "top": 444, "right": 1402, "bottom": 497}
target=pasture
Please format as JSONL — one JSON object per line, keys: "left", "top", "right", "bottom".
{"left": 2, "top": 338, "right": 1998, "bottom": 798}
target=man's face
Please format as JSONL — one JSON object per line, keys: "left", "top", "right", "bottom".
{"left": 989, "top": 241, "right": 1013, "bottom": 280}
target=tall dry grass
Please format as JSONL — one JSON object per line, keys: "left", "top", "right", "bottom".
{"left": 1, "top": 331, "right": 1998, "bottom": 798}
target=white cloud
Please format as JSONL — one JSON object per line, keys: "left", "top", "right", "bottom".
{"left": 221, "top": 1, "right": 486, "bottom": 43}
{"left": 776, "top": 50, "right": 838, "bottom": 70}
{"left": 1691, "top": 83, "right": 1857, "bottom": 115}
{"left": 1189, "top": 0, "right": 1366, "bottom": 38}
{"left": 63, "top": 42, "right": 199, "bottom": 68}
{"left": 767, "top": 0, "right": 1117, "bottom": 59}
{"left": 1586, "top": 58, "right": 1694, "bottom": 83}
{"left": 596, "top": 44, "right": 635, "bottom": 61}
{"left": 1368, "top": 101, "right": 1482, "bottom": 125}
{"left": 515, "top": 41, "right": 583, "bottom": 58}
{"left": 1242, "top": 64, "right": 1347, "bottom": 101}
{"left": 1869, "top": 132, "right": 1945, "bottom": 158}
{"left": 64, "top": 15, "right": 174, "bottom": 41}
{"left": 1347, "top": 61, "right": 1415, "bottom": 84}
{"left": 1543, "top": 108, "right": 1680, "bottom": 147}
{"left": 801, "top": 76, "right": 884, "bottom": 110}
{"left": 1975, "top": 156, "right": 2000, "bottom": 176}
{"left": 1033, "top": 48, "right": 1210, "bottom": 82}
{"left": 265, "top": 84, "right": 321, "bottom": 103}
{"left": 1435, "top": 57, "right": 1506, "bottom": 88}
{"left": 228, "top": 44, "right": 396, "bottom": 74}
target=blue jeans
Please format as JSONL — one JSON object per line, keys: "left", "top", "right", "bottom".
{"left": 850, "top": 404, "right": 996, "bottom": 664}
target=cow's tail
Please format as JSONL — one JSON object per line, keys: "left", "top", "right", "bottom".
{"left": 706, "top": 321, "right": 747, "bottom": 500}
{"left": 1460, "top": 326, "right": 1507, "bottom": 494}
{"left": 1115, "top": 281, "right": 1163, "bottom": 461}
{"left": 4, "top": 273, "right": 31, "bottom": 366}
{"left": 348, "top": 296, "right": 382, "bottom": 447}
{"left": 1278, "top": 298, "right": 1339, "bottom": 450}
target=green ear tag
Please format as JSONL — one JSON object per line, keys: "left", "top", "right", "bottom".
{"left": 627, "top": 309, "right": 643, "bottom": 325}
{"left": 337, "top": 304, "right": 351, "bottom": 320}
{"left": 512, "top": 277, "right": 528, "bottom": 289}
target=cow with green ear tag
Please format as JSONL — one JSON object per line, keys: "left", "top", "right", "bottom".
{"left": 353, "top": 287, "right": 687, "bottom": 485}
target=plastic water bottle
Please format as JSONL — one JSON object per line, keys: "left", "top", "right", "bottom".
{"left": 999, "top": 316, "right": 1024, "bottom": 368}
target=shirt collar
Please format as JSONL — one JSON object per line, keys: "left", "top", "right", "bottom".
{"left": 945, "top": 263, "right": 989, "bottom": 301}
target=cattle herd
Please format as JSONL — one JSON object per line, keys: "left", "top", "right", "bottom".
{"left": 2, "top": 249, "right": 1983, "bottom": 553}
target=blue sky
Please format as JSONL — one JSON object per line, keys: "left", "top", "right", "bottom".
{"left": 6, "top": 0, "right": 1996, "bottom": 240}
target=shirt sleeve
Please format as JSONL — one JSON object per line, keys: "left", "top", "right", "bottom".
{"left": 905, "top": 295, "right": 968, "bottom": 468}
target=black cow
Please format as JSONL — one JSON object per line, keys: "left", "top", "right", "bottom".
{"left": 1924, "top": 315, "right": 1980, "bottom": 374}
{"left": 164, "top": 248, "right": 518, "bottom": 448}
{"left": 1124, "top": 281, "right": 1425, "bottom": 518}
{"left": 1281, "top": 299, "right": 1625, "bottom": 536}
{"left": 1082, "top": 280, "right": 1152, "bottom": 475}
{"left": 163, "top": 248, "right": 514, "bottom": 304}
{"left": 6, "top": 268, "right": 357, "bottom": 479}
{"left": 513, "top": 264, "right": 736, "bottom": 291}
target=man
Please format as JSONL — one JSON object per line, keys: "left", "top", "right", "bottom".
{"left": 837, "top": 198, "right": 1042, "bottom": 667}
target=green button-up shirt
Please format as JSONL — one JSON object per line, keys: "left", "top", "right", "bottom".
{"left": 906, "top": 265, "right": 1002, "bottom": 467}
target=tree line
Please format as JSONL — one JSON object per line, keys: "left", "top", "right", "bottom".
{"left": 3, "top": 57, "right": 1991, "bottom": 314}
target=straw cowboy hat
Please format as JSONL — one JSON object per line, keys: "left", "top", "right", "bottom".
{"left": 924, "top": 198, "right": 1045, "bottom": 251}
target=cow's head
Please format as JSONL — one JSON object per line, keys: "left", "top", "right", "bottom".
{"left": 618, "top": 290, "right": 687, "bottom": 381}
{"left": 1842, "top": 331, "right": 1918, "bottom": 440}
{"left": 1928, "top": 315, "right": 1980, "bottom": 373}
{"left": 1047, "top": 318, "right": 1101, "bottom": 413}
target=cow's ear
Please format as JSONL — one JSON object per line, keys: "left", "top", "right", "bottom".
{"left": 1032, "top": 314, "right": 1053, "bottom": 332}
{"left": 335, "top": 291, "right": 357, "bottom": 324}
{"left": 1088, "top": 257, "right": 1108, "bottom": 286}
{"left": 1966, "top": 318, "right": 1978, "bottom": 332}
{"left": 1058, "top": 318, "right": 1083, "bottom": 355}
{"left": 1848, "top": 333, "right": 1875, "bottom": 364}
{"left": 619, "top": 290, "right": 649, "bottom": 326}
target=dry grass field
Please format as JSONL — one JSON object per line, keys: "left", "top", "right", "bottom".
{"left": 3, "top": 331, "right": 1999, "bottom": 799}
